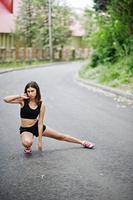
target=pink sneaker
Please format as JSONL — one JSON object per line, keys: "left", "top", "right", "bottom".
{"left": 82, "top": 141, "right": 95, "bottom": 149}
{"left": 24, "top": 148, "right": 32, "bottom": 154}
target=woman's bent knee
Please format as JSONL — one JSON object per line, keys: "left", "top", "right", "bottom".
{"left": 21, "top": 132, "right": 33, "bottom": 147}
{"left": 22, "top": 139, "right": 33, "bottom": 147}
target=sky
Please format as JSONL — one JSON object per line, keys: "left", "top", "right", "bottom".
{"left": 66, "top": 0, "right": 94, "bottom": 10}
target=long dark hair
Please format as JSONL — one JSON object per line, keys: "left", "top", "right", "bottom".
{"left": 24, "top": 81, "right": 41, "bottom": 105}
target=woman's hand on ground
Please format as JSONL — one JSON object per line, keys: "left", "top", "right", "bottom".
{"left": 38, "top": 140, "right": 43, "bottom": 151}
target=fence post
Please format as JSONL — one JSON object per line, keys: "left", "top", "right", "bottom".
{"left": 71, "top": 48, "right": 75, "bottom": 60}
{"left": 0, "top": 48, "right": 6, "bottom": 63}
{"left": 59, "top": 48, "right": 63, "bottom": 61}
{"left": 28, "top": 48, "right": 32, "bottom": 64}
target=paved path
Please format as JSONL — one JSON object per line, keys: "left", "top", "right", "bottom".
{"left": 0, "top": 62, "right": 133, "bottom": 200}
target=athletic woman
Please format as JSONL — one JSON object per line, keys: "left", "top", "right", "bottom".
{"left": 3, "top": 81, "right": 94, "bottom": 153}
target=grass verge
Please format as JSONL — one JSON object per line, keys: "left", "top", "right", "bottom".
{"left": 79, "top": 54, "right": 133, "bottom": 94}
{"left": 0, "top": 60, "right": 50, "bottom": 68}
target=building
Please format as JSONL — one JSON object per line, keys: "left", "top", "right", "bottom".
{"left": 0, "top": 1, "right": 86, "bottom": 49}
{"left": 69, "top": 18, "right": 86, "bottom": 48}
{"left": 0, "top": 0, "right": 21, "bottom": 48}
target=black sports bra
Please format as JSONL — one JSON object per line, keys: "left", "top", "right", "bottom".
{"left": 20, "top": 101, "right": 42, "bottom": 119}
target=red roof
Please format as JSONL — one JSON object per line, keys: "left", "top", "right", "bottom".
{"left": 1, "top": 0, "right": 13, "bottom": 13}
{"left": 0, "top": 0, "right": 21, "bottom": 33}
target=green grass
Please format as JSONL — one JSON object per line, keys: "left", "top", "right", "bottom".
{"left": 0, "top": 60, "right": 50, "bottom": 68}
{"left": 79, "top": 54, "right": 133, "bottom": 93}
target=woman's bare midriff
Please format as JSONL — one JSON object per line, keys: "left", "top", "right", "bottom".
{"left": 21, "top": 118, "right": 38, "bottom": 127}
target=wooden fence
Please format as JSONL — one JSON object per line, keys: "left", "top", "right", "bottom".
{"left": 0, "top": 47, "right": 90, "bottom": 63}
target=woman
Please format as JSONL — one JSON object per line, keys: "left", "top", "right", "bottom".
{"left": 3, "top": 81, "right": 94, "bottom": 154}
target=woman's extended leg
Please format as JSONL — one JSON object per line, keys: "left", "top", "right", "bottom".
{"left": 43, "top": 127, "right": 82, "bottom": 144}
{"left": 42, "top": 127, "right": 94, "bottom": 148}
{"left": 21, "top": 131, "right": 34, "bottom": 153}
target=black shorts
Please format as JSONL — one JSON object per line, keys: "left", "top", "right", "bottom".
{"left": 20, "top": 121, "right": 46, "bottom": 137}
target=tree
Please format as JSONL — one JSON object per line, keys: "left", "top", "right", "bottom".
{"left": 83, "top": 9, "right": 97, "bottom": 46}
{"left": 15, "top": 0, "right": 36, "bottom": 47}
{"left": 32, "top": 0, "right": 49, "bottom": 48}
{"left": 130, "top": 0, "right": 133, "bottom": 34}
{"left": 15, "top": 0, "right": 72, "bottom": 48}
{"left": 93, "top": 0, "right": 109, "bottom": 11}
{"left": 83, "top": 0, "right": 133, "bottom": 67}
{"left": 52, "top": 1, "right": 71, "bottom": 48}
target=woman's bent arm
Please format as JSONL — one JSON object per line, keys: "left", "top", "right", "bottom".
{"left": 3, "top": 95, "right": 22, "bottom": 104}
{"left": 3, "top": 94, "right": 29, "bottom": 104}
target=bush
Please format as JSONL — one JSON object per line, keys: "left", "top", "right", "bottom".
{"left": 87, "top": 0, "right": 133, "bottom": 68}
{"left": 90, "top": 52, "right": 99, "bottom": 68}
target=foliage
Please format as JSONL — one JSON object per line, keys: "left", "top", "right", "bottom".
{"left": 52, "top": 2, "right": 71, "bottom": 47}
{"left": 82, "top": 9, "right": 97, "bottom": 47}
{"left": 15, "top": 0, "right": 72, "bottom": 48}
{"left": 93, "top": 0, "right": 109, "bottom": 11}
{"left": 80, "top": 0, "right": 133, "bottom": 89}
{"left": 0, "top": 60, "right": 50, "bottom": 68}
{"left": 84, "top": 0, "right": 133, "bottom": 67}
{"left": 15, "top": 0, "right": 36, "bottom": 47}
{"left": 79, "top": 53, "right": 133, "bottom": 88}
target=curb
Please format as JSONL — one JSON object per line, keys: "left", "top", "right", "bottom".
{"left": 0, "top": 68, "right": 14, "bottom": 74}
{"left": 76, "top": 74, "right": 133, "bottom": 100}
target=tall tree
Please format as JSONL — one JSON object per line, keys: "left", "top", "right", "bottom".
{"left": 16, "top": 0, "right": 35, "bottom": 47}
{"left": 15, "top": 0, "right": 72, "bottom": 48}
{"left": 130, "top": 0, "right": 133, "bottom": 34}
{"left": 93, "top": 0, "right": 109, "bottom": 11}
{"left": 52, "top": 1, "right": 71, "bottom": 47}
{"left": 32, "top": 0, "right": 49, "bottom": 47}
{"left": 84, "top": 0, "right": 133, "bottom": 66}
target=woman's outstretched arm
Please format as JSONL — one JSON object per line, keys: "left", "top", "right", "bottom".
{"left": 3, "top": 94, "right": 29, "bottom": 104}
{"left": 38, "top": 103, "right": 45, "bottom": 151}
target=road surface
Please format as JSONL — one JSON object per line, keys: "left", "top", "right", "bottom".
{"left": 0, "top": 61, "right": 133, "bottom": 200}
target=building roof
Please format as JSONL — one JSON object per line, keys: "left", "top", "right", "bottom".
{"left": 1, "top": 0, "right": 13, "bottom": 12}
{"left": 69, "top": 19, "right": 85, "bottom": 37}
{"left": 0, "top": 0, "right": 21, "bottom": 33}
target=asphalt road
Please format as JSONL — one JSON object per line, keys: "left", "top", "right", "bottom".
{"left": 0, "top": 61, "right": 133, "bottom": 200}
